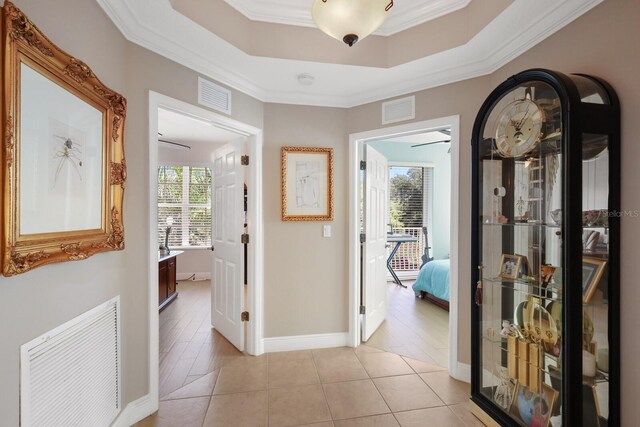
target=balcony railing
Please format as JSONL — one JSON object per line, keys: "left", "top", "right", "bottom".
{"left": 388, "top": 227, "right": 426, "bottom": 271}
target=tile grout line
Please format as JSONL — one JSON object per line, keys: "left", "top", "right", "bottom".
{"left": 310, "top": 349, "right": 338, "bottom": 423}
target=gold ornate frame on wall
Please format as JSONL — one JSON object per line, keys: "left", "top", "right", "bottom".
{"left": 281, "top": 146, "right": 333, "bottom": 221}
{"left": 1, "top": 2, "right": 127, "bottom": 276}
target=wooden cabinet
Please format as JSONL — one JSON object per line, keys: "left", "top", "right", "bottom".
{"left": 159, "top": 251, "right": 182, "bottom": 310}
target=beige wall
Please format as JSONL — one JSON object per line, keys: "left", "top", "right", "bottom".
{"left": 0, "top": 0, "right": 263, "bottom": 424}
{"left": 263, "top": 104, "right": 348, "bottom": 337}
{"left": 348, "top": 1, "right": 640, "bottom": 425}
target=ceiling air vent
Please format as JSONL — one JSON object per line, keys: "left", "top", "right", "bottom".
{"left": 198, "top": 76, "right": 232, "bottom": 115}
{"left": 382, "top": 96, "right": 415, "bottom": 125}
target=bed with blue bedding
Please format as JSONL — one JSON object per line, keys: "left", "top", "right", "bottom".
{"left": 412, "top": 259, "right": 450, "bottom": 310}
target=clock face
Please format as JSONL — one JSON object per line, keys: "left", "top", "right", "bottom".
{"left": 495, "top": 98, "right": 544, "bottom": 157}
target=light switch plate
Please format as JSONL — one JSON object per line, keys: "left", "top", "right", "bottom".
{"left": 323, "top": 225, "right": 331, "bottom": 237}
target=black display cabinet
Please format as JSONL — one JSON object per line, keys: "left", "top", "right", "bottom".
{"left": 470, "top": 69, "right": 620, "bottom": 427}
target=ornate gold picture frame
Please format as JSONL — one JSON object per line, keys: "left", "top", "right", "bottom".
{"left": 281, "top": 146, "right": 333, "bottom": 221}
{"left": 1, "top": 2, "right": 127, "bottom": 276}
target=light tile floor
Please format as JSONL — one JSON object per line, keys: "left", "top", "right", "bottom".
{"left": 365, "top": 281, "right": 450, "bottom": 369}
{"left": 136, "top": 281, "right": 479, "bottom": 427}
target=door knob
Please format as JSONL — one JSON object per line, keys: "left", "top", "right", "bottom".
{"left": 210, "top": 245, "right": 215, "bottom": 251}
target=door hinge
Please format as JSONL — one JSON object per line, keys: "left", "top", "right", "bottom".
{"left": 241, "top": 233, "right": 249, "bottom": 244}
{"left": 241, "top": 155, "right": 249, "bottom": 165}
{"left": 360, "top": 160, "right": 366, "bottom": 170}
{"left": 359, "top": 305, "right": 366, "bottom": 315}
{"left": 360, "top": 233, "right": 366, "bottom": 244}
{"left": 241, "top": 311, "right": 249, "bottom": 321}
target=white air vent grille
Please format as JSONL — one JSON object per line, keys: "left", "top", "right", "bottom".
{"left": 21, "top": 297, "right": 121, "bottom": 427}
{"left": 382, "top": 96, "right": 415, "bottom": 125}
{"left": 198, "top": 77, "right": 232, "bottom": 115}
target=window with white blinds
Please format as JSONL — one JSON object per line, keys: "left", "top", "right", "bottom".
{"left": 389, "top": 166, "right": 433, "bottom": 228}
{"left": 158, "top": 166, "right": 212, "bottom": 247}
{"left": 388, "top": 166, "right": 434, "bottom": 271}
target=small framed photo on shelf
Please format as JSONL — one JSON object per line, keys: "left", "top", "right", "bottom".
{"left": 582, "top": 257, "right": 607, "bottom": 303}
{"left": 540, "top": 264, "right": 557, "bottom": 288}
{"left": 582, "top": 382, "right": 602, "bottom": 427}
{"left": 509, "top": 382, "right": 558, "bottom": 427}
{"left": 515, "top": 254, "right": 531, "bottom": 277}
{"left": 499, "top": 254, "right": 523, "bottom": 280}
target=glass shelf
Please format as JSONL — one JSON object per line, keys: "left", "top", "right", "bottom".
{"left": 482, "top": 276, "right": 562, "bottom": 301}
{"left": 483, "top": 221, "right": 609, "bottom": 231}
{"left": 482, "top": 221, "right": 561, "bottom": 228}
{"left": 480, "top": 338, "right": 560, "bottom": 374}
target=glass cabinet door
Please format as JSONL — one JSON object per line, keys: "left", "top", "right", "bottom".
{"left": 576, "top": 75, "right": 613, "bottom": 427}
{"left": 477, "top": 81, "right": 564, "bottom": 426}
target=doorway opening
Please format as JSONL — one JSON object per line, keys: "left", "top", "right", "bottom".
{"left": 348, "top": 115, "right": 466, "bottom": 380}
{"left": 147, "top": 92, "right": 264, "bottom": 407}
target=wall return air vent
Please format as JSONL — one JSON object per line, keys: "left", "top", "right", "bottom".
{"left": 382, "top": 96, "right": 415, "bottom": 125}
{"left": 20, "top": 297, "right": 121, "bottom": 427}
{"left": 198, "top": 76, "right": 232, "bottom": 115}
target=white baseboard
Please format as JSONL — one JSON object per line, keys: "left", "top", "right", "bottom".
{"left": 450, "top": 361, "right": 471, "bottom": 383}
{"left": 177, "top": 272, "right": 211, "bottom": 281}
{"left": 263, "top": 332, "right": 349, "bottom": 353}
{"left": 112, "top": 393, "right": 156, "bottom": 427}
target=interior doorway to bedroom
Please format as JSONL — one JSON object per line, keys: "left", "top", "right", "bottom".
{"left": 366, "top": 133, "right": 452, "bottom": 368}
{"left": 349, "top": 115, "right": 461, "bottom": 378}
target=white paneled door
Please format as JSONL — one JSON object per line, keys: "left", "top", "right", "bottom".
{"left": 362, "top": 145, "right": 389, "bottom": 341}
{"left": 211, "top": 140, "right": 245, "bottom": 351}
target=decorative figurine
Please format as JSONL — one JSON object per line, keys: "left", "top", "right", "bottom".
{"left": 164, "top": 216, "right": 174, "bottom": 254}
{"left": 494, "top": 365, "right": 514, "bottom": 409}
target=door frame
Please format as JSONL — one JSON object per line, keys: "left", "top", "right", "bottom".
{"left": 147, "top": 91, "right": 264, "bottom": 406}
{"left": 348, "top": 115, "right": 465, "bottom": 380}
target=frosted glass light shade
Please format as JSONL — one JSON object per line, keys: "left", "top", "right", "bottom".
{"left": 312, "top": 0, "right": 393, "bottom": 46}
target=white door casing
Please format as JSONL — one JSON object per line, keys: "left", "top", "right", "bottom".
{"left": 362, "top": 145, "right": 389, "bottom": 341}
{"left": 211, "top": 140, "right": 245, "bottom": 351}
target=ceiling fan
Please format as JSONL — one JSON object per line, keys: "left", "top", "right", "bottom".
{"left": 157, "top": 132, "right": 191, "bottom": 150}
{"left": 410, "top": 130, "right": 451, "bottom": 148}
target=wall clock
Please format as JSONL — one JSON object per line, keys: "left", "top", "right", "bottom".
{"left": 494, "top": 94, "right": 544, "bottom": 158}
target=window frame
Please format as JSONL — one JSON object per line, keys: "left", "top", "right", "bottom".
{"left": 157, "top": 163, "right": 213, "bottom": 249}
{"left": 388, "top": 161, "right": 435, "bottom": 237}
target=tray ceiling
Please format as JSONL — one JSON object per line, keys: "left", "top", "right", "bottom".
{"left": 222, "top": 0, "right": 472, "bottom": 36}
{"left": 96, "top": 0, "right": 604, "bottom": 108}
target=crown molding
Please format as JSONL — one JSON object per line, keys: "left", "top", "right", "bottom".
{"left": 221, "top": 0, "right": 471, "bottom": 36}
{"left": 378, "top": 0, "right": 471, "bottom": 36}
{"left": 96, "top": 0, "right": 604, "bottom": 108}
{"left": 96, "top": 0, "right": 268, "bottom": 100}
{"left": 222, "top": 0, "right": 312, "bottom": 28}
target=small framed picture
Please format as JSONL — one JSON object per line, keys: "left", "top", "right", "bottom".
{"left": 499, "top": 254, "right": 522, "bottom": 280}
{"left": 540, "top": 264, "right": 557, "bottom": 288}
{"left": 582, "top": 383, "right": 601, "bottom": 427}
{"left": 509, "top": 382, "right": 558, "bottom": 427}
{"left": 281, "top": 146, "right": 334, "bottom": 221}
{"left": 515, "top": 254, "right": 531, "bottom": 276}
{"left": 582, "top": 257, "right": 607, "bottom": 303}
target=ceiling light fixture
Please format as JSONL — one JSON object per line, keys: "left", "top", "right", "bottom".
{"left": 311, "top": 0, "right": 394, "bottom": 47}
